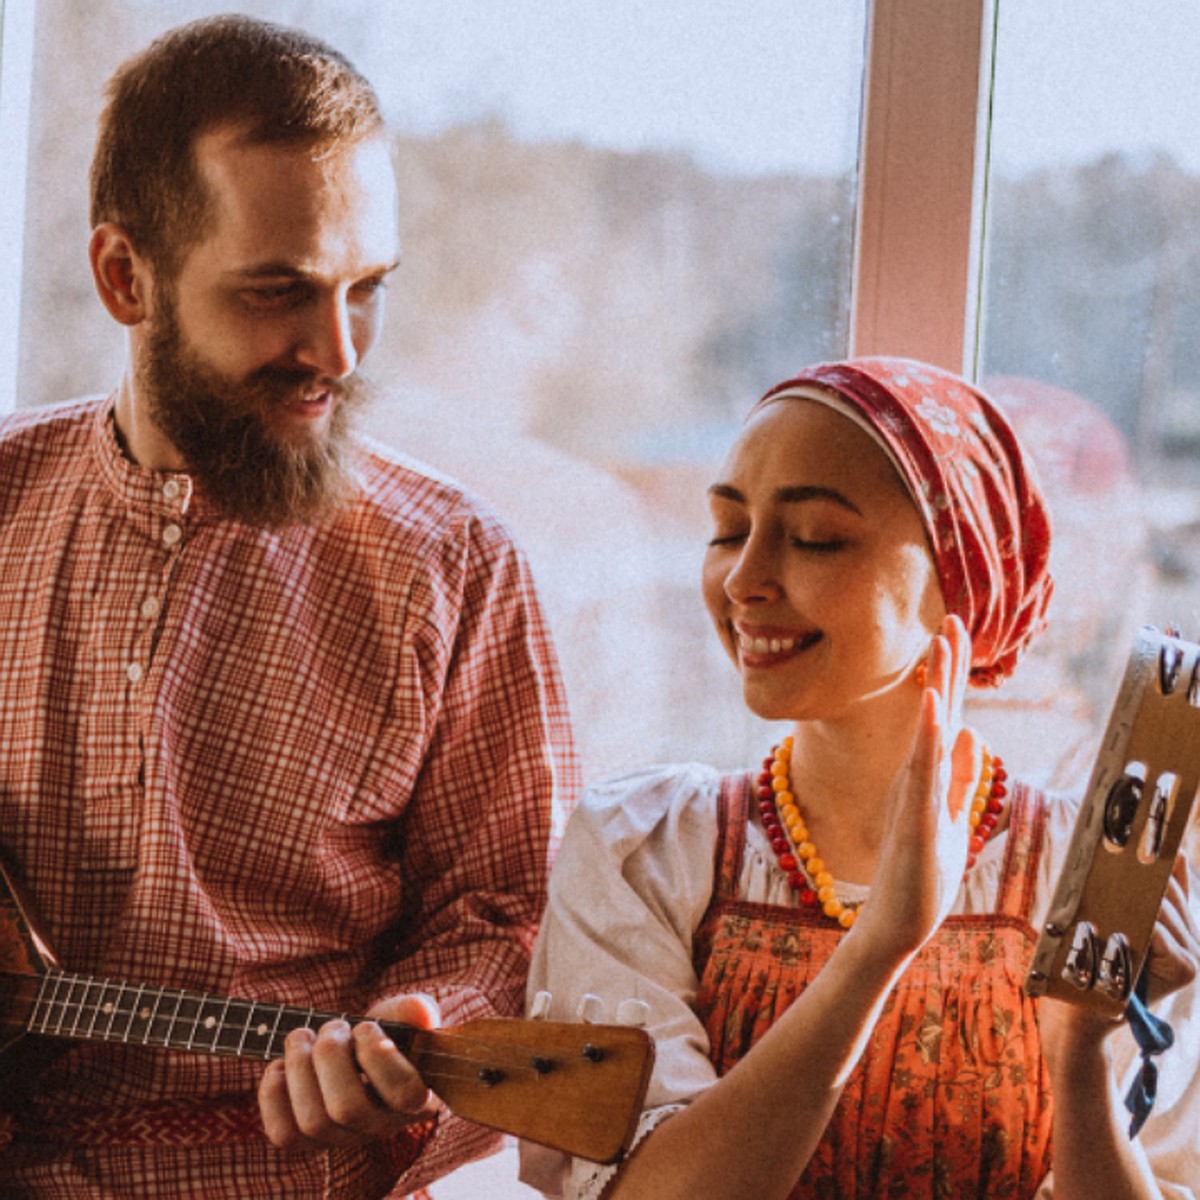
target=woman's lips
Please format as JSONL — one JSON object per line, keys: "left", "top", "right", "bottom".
{"left": 735, "top": 627, "right": 823, "bottom": 664}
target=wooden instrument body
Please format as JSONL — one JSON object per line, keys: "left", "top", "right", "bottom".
{"left": 1026, "top": 626, "right": 1200, "bottom": 1017}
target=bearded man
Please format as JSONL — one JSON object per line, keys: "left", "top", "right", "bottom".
{"left": 0, "top": 16, "right": 576, "bottom": 1199}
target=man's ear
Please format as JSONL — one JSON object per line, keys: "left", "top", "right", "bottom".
{"left": 89, "top": 223, "right": 153, "bottom": 326}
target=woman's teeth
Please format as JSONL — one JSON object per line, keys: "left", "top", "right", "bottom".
{"left": 740, "top": 633, "right": 798, "bottom": 655}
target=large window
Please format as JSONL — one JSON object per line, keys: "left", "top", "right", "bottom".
{"left": 2, "top": 2, "right": 1196, "bottom": 1192}
{"left": 16, "top": 0, "right": 868, "bottom": 784}
{"left": 972, "top": 0, "right": 1200, "bottom": 789}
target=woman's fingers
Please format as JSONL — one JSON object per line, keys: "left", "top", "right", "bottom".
{"left": 920, "top": 615, "right": 971, "bottom": 734}
{"left": 946, "top": 614, "right": 971, "bottom": 727}
{"left": 1143, "top": 858, "right": 1200, "bottom": 1004}
{"left": 946, "top": 725, "right": 982, "bottom": 824}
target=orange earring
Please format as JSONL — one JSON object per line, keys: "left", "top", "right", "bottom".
{"left": 914, "top": 662, "right": 928, "bottom": 687}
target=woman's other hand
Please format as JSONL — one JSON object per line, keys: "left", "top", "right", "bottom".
{"left": 1040, "top": 853, "right": 1199, "bottom": 1062}
{"left": 855, "top": 614, "right": 981, "bottom": 961}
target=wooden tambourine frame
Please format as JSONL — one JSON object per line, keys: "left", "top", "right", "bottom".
{"left": 1025, "top": 626, "right": 1200, "bottom": 1018}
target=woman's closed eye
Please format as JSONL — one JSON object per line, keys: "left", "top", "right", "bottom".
{"left": 791, "top": 535, "right": 848, "bottom": 553}
{"left": 707, "top": 530, "right": 747, "bottom": 547}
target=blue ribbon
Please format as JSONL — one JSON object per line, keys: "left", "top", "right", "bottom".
{"left": 1123, "top": 973, "right": 1174, "bottom": 1139}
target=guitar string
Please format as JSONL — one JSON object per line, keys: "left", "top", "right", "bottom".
{"left": 25, "top": 970, "right": 629, "bottom": 1076}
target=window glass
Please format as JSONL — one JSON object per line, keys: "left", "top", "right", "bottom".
{"left": 21, "top": 0, "right": 867, "bottom": 783}
{"left": 977, "top": 0, "right": 1200, "bottom": 784}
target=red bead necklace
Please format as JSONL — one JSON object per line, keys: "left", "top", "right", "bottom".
{"left": 757, "top": 735, "right": 1008, "bottom": 928}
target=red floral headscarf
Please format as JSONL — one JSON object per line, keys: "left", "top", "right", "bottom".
{"left": 756, "top": 356, "right": 1054, "bottom": 686}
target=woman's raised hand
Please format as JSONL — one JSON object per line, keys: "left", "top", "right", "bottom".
{"left": 856, "top": 614, "right": 981, "bottom": 962}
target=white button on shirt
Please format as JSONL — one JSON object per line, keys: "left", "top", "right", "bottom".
{"left": 162, "top": 524, "right": 182, "bottom": 547}
{"left": 126, "top": 662, "right": 144, "bottom": 684}
{"left": 140, "top": 596, "right": 161, "bottom": 620}
{"left": 162, "top": 479, "right": 181, "bottom": 501}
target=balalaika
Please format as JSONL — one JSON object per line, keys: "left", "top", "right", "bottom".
{"left": 0, "top": 850, "right": 654, "bottom": 1163}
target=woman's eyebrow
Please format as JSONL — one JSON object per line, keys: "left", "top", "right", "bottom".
{"left": 707, "top": 482, "right": 862, "bottom": 515}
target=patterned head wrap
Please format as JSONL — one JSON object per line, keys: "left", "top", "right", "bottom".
{"left": 756, "top": 356, "right": 1054, "bottom": 686}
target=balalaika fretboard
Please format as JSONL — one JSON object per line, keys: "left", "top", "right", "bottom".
{"left": 27, "top": 970, "right": 397, "bottom": 1060}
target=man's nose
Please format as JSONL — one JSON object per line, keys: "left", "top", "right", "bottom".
{"left": 294, "top": 294, "right": 358, "bottom": 378}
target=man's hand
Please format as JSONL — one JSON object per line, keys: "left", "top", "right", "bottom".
{"left": 259, "top": 993, "right": 443, "bottom": 1152}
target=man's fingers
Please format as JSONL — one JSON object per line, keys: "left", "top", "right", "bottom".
{"left": 379, "top": 993, "right": 442, "bottom": 1031}
{"left": 354, "top": 1020, "right": 440, "bottom": 1116}
{"left": 259, "top": 1058, "right": 311, "bottom": 1151}
{"left": 284, "top": 1024, "right": 364, "bottom": 1146}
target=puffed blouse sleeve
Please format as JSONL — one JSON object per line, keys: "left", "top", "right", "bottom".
{"left": 518, "top": 764, "right": 724, "bottom": 1199}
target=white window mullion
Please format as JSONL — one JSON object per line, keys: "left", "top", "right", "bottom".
{"left": 850, "top": 0, "right": 995, "bottom": 377}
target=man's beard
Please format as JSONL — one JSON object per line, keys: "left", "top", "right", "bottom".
{"left": 140, "top": 300, "right": 371, "bottom": 530}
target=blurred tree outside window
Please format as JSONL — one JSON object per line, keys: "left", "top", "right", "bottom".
{"left": 969, "top": 0, "right": 1200, "bottom": 788}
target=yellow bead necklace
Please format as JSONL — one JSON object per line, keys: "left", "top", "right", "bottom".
{"left": 757, "top": 735, "right": 1007, "bottom": 928}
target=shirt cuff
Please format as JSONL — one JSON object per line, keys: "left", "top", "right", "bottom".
{"left": 565, "top": 1104, "right": 687, "bottom": 1200}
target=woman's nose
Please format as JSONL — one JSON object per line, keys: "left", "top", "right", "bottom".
{"left": 724, "top": 537, "right": 783, "bottom": 604}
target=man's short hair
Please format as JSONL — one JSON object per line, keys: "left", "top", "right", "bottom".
{"left": 89, "top": 14, "right": 386, "bottom": 275}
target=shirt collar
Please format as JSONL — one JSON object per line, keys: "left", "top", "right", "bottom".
{"left": 91, "top": 396, "right": 206, "bottom": 524}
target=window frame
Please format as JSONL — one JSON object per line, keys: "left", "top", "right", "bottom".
{"left": 850, "top": 0, "right": 995, "bottom": 376}
{"left": 0, "top": 0, "right": 36, "bottom": 415}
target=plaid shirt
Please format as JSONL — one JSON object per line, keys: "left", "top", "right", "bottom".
{"left": 0, "top": 398, "right": 577, "bottom": 1198}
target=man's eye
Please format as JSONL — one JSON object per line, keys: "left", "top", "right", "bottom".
{"left": 244, "top": 284, "right": 304, "bottom": 307}
{"left": 707, "top": 533, "right": 746, "bottom": 547}
{"left": 791, "top": 537, "right": 847, "bottom": 553}
{"left": 354, "top": 277, "right": 388, "bottom": 298}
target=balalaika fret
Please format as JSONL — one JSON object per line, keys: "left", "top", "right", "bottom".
{"left": 0, "top": 852, "right": 654, "bottom": 1164}
{"left": 28, "top": 973, "right": 331, "bottom": 1061}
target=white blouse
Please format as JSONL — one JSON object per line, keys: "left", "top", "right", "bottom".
{"left": 520, "top": 763, "right": 1200, "bottom": 1200}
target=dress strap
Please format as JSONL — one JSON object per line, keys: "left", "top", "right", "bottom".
{"left": 994, "top": 781, "right": 1046, "bottom": 920}
{"left": 712, "top": 772, "right": 752, "bottom": 901}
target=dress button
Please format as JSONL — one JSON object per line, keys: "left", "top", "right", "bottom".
{"left": 140, "top": 596, "right": 161, "bottom": 619}
{"left": 126, "top": 662, "right": 144, "bottom": 683}
{"left": 162, "top": 523, "right": 182, "bottom": 547}
{"left": 162, "top": 479, "right": 181, "bottom": 501}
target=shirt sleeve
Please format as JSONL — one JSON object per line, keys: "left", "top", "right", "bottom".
{"left": 372, "top": 511, "right": 579, "bottom": 1193}
{"left": 518, "top": 764, "right": 725, "bottom": 1198}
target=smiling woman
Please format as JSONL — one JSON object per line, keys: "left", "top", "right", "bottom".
{"left": 522, "top": 357, "right": 1200, "bottom": 1200}
{"left": 2, "top": 4, "right": 1198, "bottom": 1198}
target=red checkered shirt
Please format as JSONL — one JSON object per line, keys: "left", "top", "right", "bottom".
{"left": 0, "top": 397, "right": 578, "bottom": 1198}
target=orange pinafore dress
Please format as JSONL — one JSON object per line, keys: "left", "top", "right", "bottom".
{"left": 692, "top": 773, "right": 1055, "bottom": 1198}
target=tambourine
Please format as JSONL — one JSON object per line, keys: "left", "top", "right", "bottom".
{"left": 1025, "top": 625, "right": 1199, "bottom": 1016}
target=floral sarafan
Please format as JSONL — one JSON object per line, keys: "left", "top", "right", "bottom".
{"left": 755, "top": 357, "right": 1054, "bottom": 687}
